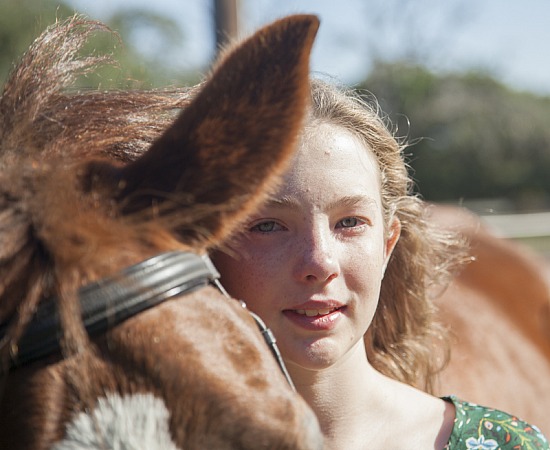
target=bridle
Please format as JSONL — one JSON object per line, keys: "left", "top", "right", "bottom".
{"left": 0, "top": 251, "right": 295, "bottom": 390}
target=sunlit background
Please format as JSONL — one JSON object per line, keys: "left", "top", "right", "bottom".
{"left": 67, "top": 0, "right": 550, "bottom": 96}
{"left": 2, "top": 0, "right": 550, "bottom": 253}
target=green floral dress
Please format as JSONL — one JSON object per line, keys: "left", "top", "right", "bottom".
{"left": 444, "top": 396, "right": 549, "bottom": 449}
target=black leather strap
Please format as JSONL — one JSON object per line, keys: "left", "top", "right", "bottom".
{"left": 1, "top": 251, "right": 218, "bottom": 368}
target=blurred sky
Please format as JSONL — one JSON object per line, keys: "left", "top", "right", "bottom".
{"left": 68, "top": 0, "right": 550, "bottom": 96}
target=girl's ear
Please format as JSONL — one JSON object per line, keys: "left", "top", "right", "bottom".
{"left": 384, "top": 216, "right": 401, "bottom": 272}
{"left": 84, "top": 15, "right": 319, "bottom": 247}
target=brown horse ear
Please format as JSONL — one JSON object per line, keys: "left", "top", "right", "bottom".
{"left": 87, "top": 15, "right": 319, "bottom": 246}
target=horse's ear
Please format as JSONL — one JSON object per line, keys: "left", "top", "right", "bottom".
{"left": 86, "top": 15, "right": 319, "bottom": 246}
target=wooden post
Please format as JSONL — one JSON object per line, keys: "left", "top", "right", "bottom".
{"left": 213, "top": 0, "right": 239, "bottom": 55}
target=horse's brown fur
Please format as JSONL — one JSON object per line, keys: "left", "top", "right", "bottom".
{"left": 432, "top": 205, "right": 550, "bottom": 436}
{"left": 0, "top": 15, "right": 323, "bottom": 449}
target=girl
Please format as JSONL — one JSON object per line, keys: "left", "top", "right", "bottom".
{"left": 212, "top": 78, "right": 549, "bottom": 449}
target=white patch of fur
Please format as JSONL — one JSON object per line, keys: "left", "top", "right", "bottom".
{"left": 51, "top": 393, "right": 181, "bottom": 450}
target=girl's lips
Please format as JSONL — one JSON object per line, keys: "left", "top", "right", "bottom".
{"left": 288, "top": 300, "right": 345, "bottom": 311}
{"left": 283, "top": 304, "right": 346, "bottom": 331}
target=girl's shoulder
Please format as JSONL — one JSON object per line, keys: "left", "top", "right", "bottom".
{"left": 443, "top": 395, "right": 549, "bottom": 449}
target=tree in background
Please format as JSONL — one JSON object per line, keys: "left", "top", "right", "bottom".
{"left": 362, "top": 63, "right": 550, "bottom": 212}
{"left": 353, "top": 0, "right": 550, "bottom": 212}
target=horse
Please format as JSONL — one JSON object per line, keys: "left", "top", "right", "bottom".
{"left": 431, "top": 205, "right": 550, "bottom": 437}
{"left": 0, "top": 15, "right": 324, "bottom": 450}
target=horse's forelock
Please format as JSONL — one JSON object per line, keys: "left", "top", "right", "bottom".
{"left": 0, "top": 16, "right": 199, "bottom": 327}
{"left": 0, "top": 15, "right": 195, "bottom": 164}
{"left": 0, "top": 16, "right": 113, "bottom": 154}
{"left": 0, "top": 136, "right": 190, "bottom": 377}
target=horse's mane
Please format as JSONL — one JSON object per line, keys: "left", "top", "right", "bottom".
{"left": 0, "top": 16, "right": 197, "bottom": 164}
{"left": 0, "top": 17, "right": 198, "bottom": 369}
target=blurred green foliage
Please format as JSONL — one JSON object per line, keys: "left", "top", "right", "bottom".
{"left": 0, "top": 1, "right": 74, "bottom": 82}
{"left": 362, "top": 63, "right": 550, "bottom": 211}
{"left": 0, "top": 0, "right": 201, "bottom": 89}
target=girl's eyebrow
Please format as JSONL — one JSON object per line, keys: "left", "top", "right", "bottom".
{"left": 326, "top": 195, "right": 378, "bottom": 212}
{"left": 264, "top": 195, "right": 300, "bottom": 209}
{"left": 265, "top": 194, "right": 378, "bottom": 211}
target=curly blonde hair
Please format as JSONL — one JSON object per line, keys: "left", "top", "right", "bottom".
{"left": 309, "top": 78, "right": 468, "bottom": 392}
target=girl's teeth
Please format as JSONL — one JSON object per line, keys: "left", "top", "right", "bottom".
{"left": 296, "top": 308, "right": 334, "bottom": 317}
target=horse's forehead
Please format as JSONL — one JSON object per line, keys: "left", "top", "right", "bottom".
{"left": 119, "top": 287, "right": 293, "bottom": 395}
{"left": 137, "top": 288, "right": 264, "bottom": 364}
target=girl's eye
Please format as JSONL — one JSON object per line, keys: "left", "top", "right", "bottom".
{"left": 250, "top": 221, "right": 282, "bottom": 233}
{"left": 336, "top": 217, "right": 362, "bottom": 228}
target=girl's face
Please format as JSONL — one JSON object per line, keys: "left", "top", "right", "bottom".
{"left": 213, "top": 122, "right": 400, "bottom": 371}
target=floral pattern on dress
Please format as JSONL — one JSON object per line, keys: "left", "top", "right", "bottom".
{"left": 443, "top": 396, "right": 549, "bottom": 449}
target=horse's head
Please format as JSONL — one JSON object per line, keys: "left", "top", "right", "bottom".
{"left": 0, "top": 15, "right": 322, "bottom": 449}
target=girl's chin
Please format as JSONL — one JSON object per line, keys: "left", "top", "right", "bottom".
{"left": 280, "top": 338, "right": 344, "bottom": 372}
{"left": 279, "top": 332, "right": 370, "bottom": 376}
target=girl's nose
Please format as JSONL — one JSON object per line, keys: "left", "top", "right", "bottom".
{"left": 292, "top": 225, "right": 339, "bottom": 284}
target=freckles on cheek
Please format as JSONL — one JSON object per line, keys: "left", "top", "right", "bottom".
{"left": 348, "top": 258, "right": 383, "bottom": 288}
{"left": 218, "top": 240, "right": 288, "bottom": 303}
{"left": 225, "top": 255, "right": 267, "bottom": 296}
{"left": 238, "top": 257, "right": 282, "bottom": 303}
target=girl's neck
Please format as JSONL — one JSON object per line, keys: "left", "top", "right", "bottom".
{"left": 287, "top": 343, "right": 394, "bottom": 448}
{"left": 286, "top": 343, "right": 455, "bottom": 450}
